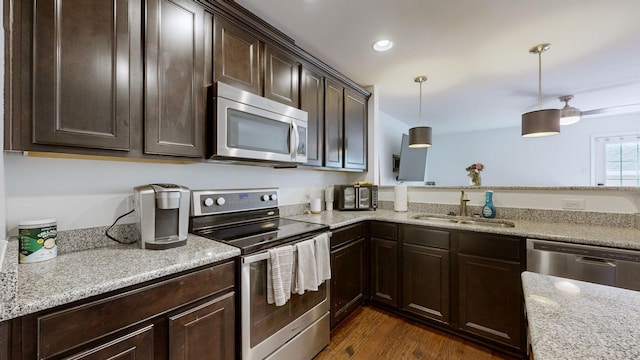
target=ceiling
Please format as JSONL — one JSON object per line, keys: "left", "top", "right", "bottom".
{"left": 234, "top": 0, "right": 640, "bottom": 135}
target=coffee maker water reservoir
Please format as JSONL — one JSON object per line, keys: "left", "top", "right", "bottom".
{"left": 133, "top": 184, "right": 190, "bottom": 249}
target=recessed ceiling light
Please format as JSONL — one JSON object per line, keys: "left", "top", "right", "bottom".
{"left": 372, "top": 39, "right": 393, "bottom": 52}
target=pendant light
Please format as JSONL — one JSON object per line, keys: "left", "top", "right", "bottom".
{"left": 521, "top": 43, "right": 560, "bottom": 138}
{"left": 409, "top": 76, "right": 432, "bottom": 148}
{"left": 558, "top": 95, "right": 581, "bottom": 125}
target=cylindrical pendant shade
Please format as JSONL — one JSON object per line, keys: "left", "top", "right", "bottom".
{"left": 521, "top": 109, "right": 560, "bottom": 137}
{"left": 408, "top": 126, "right": 432, "bottom": 148}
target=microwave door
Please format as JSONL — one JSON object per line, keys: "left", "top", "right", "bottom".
{"left": 216, "top": 97, "right": 296, "bottom": 163}
{"left": 358, "top": 187, "right": 370, "bottom": 208}
{"left": 343, "top": 187, "right": 356, "bottom": 209}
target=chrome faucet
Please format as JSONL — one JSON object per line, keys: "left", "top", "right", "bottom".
{"left": 460, "top": 190, "right": 470, "bottom": 217}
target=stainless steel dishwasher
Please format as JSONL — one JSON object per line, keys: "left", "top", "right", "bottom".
{"left": 526, "top": 238, "right": 640, "bottom": 291}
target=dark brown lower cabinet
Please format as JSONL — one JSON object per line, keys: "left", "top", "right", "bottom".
{"left": 330, "top": 223, "right": 367, "bottom": 329}
{"left": 400, "top": 224, "right": 451, "bottom": 324}
{"left": 330, "top": 237, "right": 365, "bottom": 328}
{"left": 169, "top": 292, "right": 235, "bottom": 359}
{"left": 2, "top": 260, "right": 236, "bottom": 359}
{"left": 402, "top": 243, "right": 450, "bottom": 324}
{"left": 63, "top": 326, "right": 155, "bottom": 360}
{"left": 370, "top": 237, "right": 398, "bottom": 307}
{"left": 456, "top": 232, "right": 525, "bottom": 351}
{"left": 457, "top": 253, "right": 522, "bottom": 349}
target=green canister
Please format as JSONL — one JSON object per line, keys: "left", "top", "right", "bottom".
{"left": 18, "top": 219, "right": 58, "bottom": 264}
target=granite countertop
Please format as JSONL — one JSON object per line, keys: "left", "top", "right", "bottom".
{"left": 0, "top": 234, "right": 240, "bottom": 322}
{"left": 3, "top": 209, "right": 639, "bottom": 323}
{"left": 285, "top": 209, "right": 640, "bottom": 250}
{"left": 521, "top": 271, "right": 640, "bottom": 360}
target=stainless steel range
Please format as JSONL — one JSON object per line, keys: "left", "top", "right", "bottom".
{"left": 189, "top": 188, "right": 331, "bottom": 360}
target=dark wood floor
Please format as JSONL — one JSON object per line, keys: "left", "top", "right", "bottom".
{"left": 315, "top": 306, "right": 518, "bottom": 360}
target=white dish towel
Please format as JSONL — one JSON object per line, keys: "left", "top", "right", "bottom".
{"left": 314, "top": 233, "right": 331, "bottom": 284}
{"left": 266, "top": 245, "right": 294, "bottom": 306}
{"left": 294, "top": 239, "right": 318, "bottom": 295}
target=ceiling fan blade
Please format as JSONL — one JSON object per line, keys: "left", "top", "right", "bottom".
{"left": 582, "top": 103, "right": 640, "bottom": 117}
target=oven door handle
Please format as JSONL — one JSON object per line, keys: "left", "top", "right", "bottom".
{"left": 242, "top": 232, "right": 332, "bottom": 265}
{"left": 243, "top": 251, "right": 272, "bottom": 264}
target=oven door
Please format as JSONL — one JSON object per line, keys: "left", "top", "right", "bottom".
{"left": 357, "top": 187, "right": 371, "bottom": 209}
{"left": 214, "top": 88, "right": 308, "bottom": 164}
{"left": 241, "top": 245, "right": 330, "bottom": 360}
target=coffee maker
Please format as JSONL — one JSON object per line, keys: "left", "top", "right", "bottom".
{"left": 133, "top": 184, "right": 190, "bottom": 249}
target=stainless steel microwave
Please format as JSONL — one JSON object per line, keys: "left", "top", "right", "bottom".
{"left": 335, "top": 185, "right": 378, "bottom": 211}
{"left": 209, "top": 82, "right": 308, "bottom": 164}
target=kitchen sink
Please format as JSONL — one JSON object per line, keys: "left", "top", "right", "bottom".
{"left": 457, "top": 219, "right": 515, "bottom": 228}
{"left": 411, "top": 214, "right": 515, "bottom": 228}
{"left": 411, "top": 215, "right": 459, "bottom": 224}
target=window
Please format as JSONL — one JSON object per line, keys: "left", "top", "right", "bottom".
{"left": 592, "top": 133, "right": 640, "bottom": 186}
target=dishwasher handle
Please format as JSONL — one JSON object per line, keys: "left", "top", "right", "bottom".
{"left": 575, "top": 256, "right": 616, "bottom": 267}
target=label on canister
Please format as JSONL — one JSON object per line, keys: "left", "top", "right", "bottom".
{"left": 18, "top": 219, "right": 57, "bottom": 264}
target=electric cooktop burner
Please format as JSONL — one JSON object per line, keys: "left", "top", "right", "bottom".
{"left": 189, "top": 188, "right": 329, "bottom": 254}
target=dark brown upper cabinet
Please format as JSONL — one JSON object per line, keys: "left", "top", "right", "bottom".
{"left": 300, "top": 65, "right": 324, "bottom": 167}
{"left": 323, "top": 80, "right": 368, "bottom": 170}
{"left": 324, "top": 79, "right": 344, "bottom": 169}
{"left": 344, "top": 88, "right": 367, "bottom": 170}
{"left": 31, "top": 0, "right": 138, "bottom": 151}
{"left": 144, "top": 0, "right": 208, "bottom": 158}
{"left": 264, "top": 45, "right": 300, "bottom": 107}
{"left": 6, "top": 0, "right": 370, "bottom": 166}
{"left": 213, "top": 15, "right": 262, "bottom": 95}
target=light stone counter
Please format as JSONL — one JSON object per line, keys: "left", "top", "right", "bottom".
{"left": 0, "top": 234, "right": 239, "bottom": 322}
{"left": 285, "top": 209, "right": 640, "bottom": 250}
{"left": 521, "top": 271, "right": 640, "bottom": 360}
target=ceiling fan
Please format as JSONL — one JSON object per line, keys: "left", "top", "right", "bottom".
{"left": 559, "top": 94, "right": 640, "bottom": 122}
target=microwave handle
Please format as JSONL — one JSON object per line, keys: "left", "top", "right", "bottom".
{"left": 291, "top": 121, "right": 299, "bottom": 161}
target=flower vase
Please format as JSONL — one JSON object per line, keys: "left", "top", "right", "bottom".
{"left": 470, "top": 175, "right": 481, "bottom": 186}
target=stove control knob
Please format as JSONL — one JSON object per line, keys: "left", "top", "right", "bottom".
{"left": 261, "top": 194, "right": 270, "bottom": 201}
{"left": 270, "top": 194, "right": 277, "bottom": 201}
{"left": 203, "top": 198, "right": 214, "bottom": 207}
{"left": 216, "top": 197, "right": 226, "bottom": 206}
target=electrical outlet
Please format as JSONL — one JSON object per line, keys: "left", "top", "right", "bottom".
{"left": 561, "top": 199, "right": 585, "bottom": 210}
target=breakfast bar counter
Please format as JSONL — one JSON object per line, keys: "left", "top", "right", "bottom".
{"left": 521, "top": 271, "right": 640, "bottom": 360}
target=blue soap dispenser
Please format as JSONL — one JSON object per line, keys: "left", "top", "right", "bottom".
{"left": 482, "top": 190, "right": 496, "bottom": 218}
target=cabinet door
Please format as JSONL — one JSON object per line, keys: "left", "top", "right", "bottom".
{"left": 169, "top": 292, "right": 235, "bottom": 360}
{"left": 264, "top": 45, "right": 299, "bottom": 107}
{"left": 402, "top": 243, "right": 450, "bottom": 324}
{"left": 213, "top": 16, "right": 261, "bottom": 94}
{"left": 145, "top": 0, "right": 206, "bottom": 157}
{"left": 330, "top": 238, "right": 365, "bottom": 329}
{"left": 370, "top": 237, "right": 398, "bottom": 307}
{"left": 300, "top": 66, "right": 324, "bottom": 167}
{"left": 344, "top": 88, "right": 367, "bottom": 170}
{"left": 65, "top": 326, "right": 154, "bottom": 360}
{"left": 32, "top": 0, "right": 136, "bottom": 150}
{"left": 324, "top": 79, "right": 344, "bottom": 168}
{"left": 457, "top": 253, "right": 522, "bottom": 349}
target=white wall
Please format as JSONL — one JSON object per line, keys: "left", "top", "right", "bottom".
{"left": 378, "top": 186, "right": 640, "bottom": 213}
{"left": 427, "top": 113, "right": 640, "bottom": 186}
{"left": 378, "top": 111, "right": 428, "bottom": 186}
{"left": 4, "top": 153, "right": 360, "bottom": 234}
